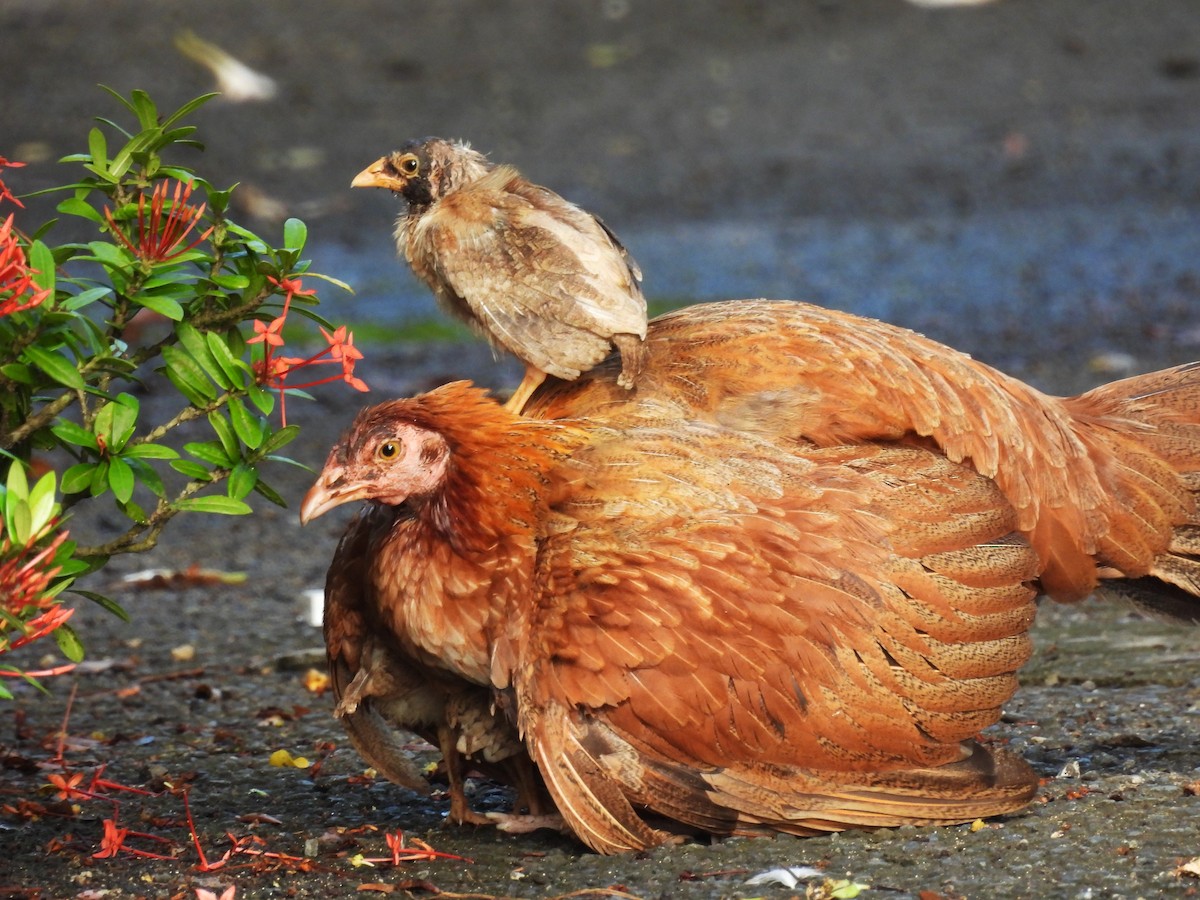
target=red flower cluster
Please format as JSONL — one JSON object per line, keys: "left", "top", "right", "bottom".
{"left": 0, "top": 214, "right": 51, "bottom": 317}
{"left": 104, "top": 178, "right": 214, "bottom": 263}
{"left": 0, "top": 156, "right": 26, "bottom": 209}
{"left": 0, "top": 526, "right": 69, "bottom": 617}
{"left": 250, "top": 275, "right": 369, "bottom": 425}
{"left": 0, "top": 525, "right": 75, "bottom": 665}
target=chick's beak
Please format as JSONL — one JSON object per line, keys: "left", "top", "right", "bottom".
{"left": 351, "top": 157, "right": 403, "bottom": 191}
{"left": 299, "top": 467, "right": 366, "bottom": 525}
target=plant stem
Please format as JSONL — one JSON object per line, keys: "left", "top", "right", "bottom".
{"left": 73, "top": 469, "right": 230, "bottom": 559}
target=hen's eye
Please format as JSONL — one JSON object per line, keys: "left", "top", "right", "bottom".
{"left": 378, "top": 441, "right": 401, "bottom": 460}
{"left": 398, "top": 154, "right": 419, "bottom": 176}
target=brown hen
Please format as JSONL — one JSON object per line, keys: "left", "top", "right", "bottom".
{"left": 301, "top": 299, "right": 1200, "bottom": 853}
{"left": 352, "top": 138, "right": 648, "bottom": 413}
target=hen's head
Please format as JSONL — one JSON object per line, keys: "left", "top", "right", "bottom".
{"left": 350, "top": 138, "right": 491, "bottom": 210}
{"left": 299, "top": 402, "right": 452, "bottom": 524}
{"left": 302, "top": 381, "right": 587, "bottom": 550}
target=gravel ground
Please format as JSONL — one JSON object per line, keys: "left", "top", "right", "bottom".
{"left": 3, "top": 1, "right": 1200, "bottom": 897}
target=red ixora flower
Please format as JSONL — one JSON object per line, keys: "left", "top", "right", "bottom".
{"left": 0, "top": 525, "right": 69, "bottom": 619}
{"left": 104, "top": 178, "right": 215, "bottom": 263}
{"left": 249, "top": 276, "right": 368, "bottom": 425}
{"left": 0, "top": 213, "right": 51, "bottom": 316}
{"left": 0, "top": 157, "right": 26, "bottom": 209}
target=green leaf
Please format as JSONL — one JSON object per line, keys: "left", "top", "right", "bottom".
{"left": 51, "top": 419, "right": 99, "bottom": 451}
{"left": 129, "top": 89, "right": 159, "bottom": 129}
{"left": 0, "top": 363, "right": 33, "bottom": 385}
{"left": 11, "top": 504, "right": 31, "bottom": 545}
{"left": 258, "top": 424, "right": 300, "bottom": 456}
{"left": 111, "top": 394, "right": 139, "bottom": 447}
{"left": 227, "top": 397, "right": 263, "bottom": 449}
{"left": 98, "top": 84, "right": 139, "bottom": 119}
{"left": 210, "top": 273, "right": 250, "bottom": 290}
{"left": 124, "top": 459, "right": 165, "bottom": 499}
{"left": 208, "top": 411, "right": 240, "bottom": 461}
{"left": 223, "top": 221, "right": 270, "bottom": 253}
{"left": 106, "top": 456, "right": 134, "bottom": 503}
{"left": 56, "top": 196, "right": 104, "bottom": 224}
{"left": 27, "top": 471, "right": 60, "bottom": 535}
{"left": 247, "top": 381, "right": 275, "bottom": 416}
{"left": 172, "top": 496, "right": 252, "bottom": 515}
{"left": 161, "top": 92, "right": 219, "bottom": 129}
{"left": 89, "top": 460, "right": 110, "bottom": 497}
{"left": 132, "top": 293, "right": 185, "bottom": 321}
{"left": 205, "top": 331, "right": 246, "bottom": 389}
{"left": 27, "top": 240, "right": 55, "bottom": 296}
{"left": 61, "top": 463, "right": 98, "bottom": 495}
{"left": 87, "top": 127, "right": 108, "bottom": 173}
{"left": 177, "top": 323, "right": 232, "bottom": 389}
{"left": 169, "top": 459, "right": 212, "bottom": 480}
{"left": 184, "top": 440, "right": 232, "bottom": 468}
{"left": 94, "top": 394, "right": 138, "bottom": 452}
{"left": 23, "top": 346, "right": 84, "bottom": 390}
{"left": 108, "top": 140, "right": 135, "bottom": 180}
{"left": 53, "top": 623, "right": 86, "bottom": 663}
{"left": 63, "top": 286, "right": 113, "bottom": 310}
{"left": 252, "top": 478, "right": 288, "bottom": 508}
{"left": 283, "top": 218, "right": 307, "bottom": 252}
{"left": 228, "top": 463, "right": 257, "bottom": 500}
{"left": 122, "top": 443, "right": 179, "bottom": 460}
{"left": 161, "top": 345, "right": 217, "bottom": 406}
{"left": 5, "top": 458, "right": 29, "bottom": 501}
{"left": 73, "top": 589, "right": 131, "bottom": 623}
{"left": 87, "top": 240, "right": 132, "bottom": 270}
{"left": 302, "top": 271, "right": 355, "bottom": 294}
{"left": 117, "top": 498, "right": 149, "bottom": 524}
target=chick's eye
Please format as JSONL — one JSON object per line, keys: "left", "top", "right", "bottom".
{"left": 398, "top": 154, "right": 419, "bottom": 176}
{"left": 377, "top": 441, "right": 401, "bottom": 460}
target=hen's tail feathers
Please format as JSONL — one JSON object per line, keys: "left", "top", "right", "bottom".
{"left": 550, "top": 716, "right": 1036, "bottom": 852}
{"left": 1065, "top": 362, "right": 1200, "bottom": 622}
{"left": 700, "top": 740, "right": 1037, "bottom": 836}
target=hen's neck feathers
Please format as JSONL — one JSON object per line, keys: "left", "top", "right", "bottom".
{"left": 386, "top": 382, "right": 585, "bottom": 555}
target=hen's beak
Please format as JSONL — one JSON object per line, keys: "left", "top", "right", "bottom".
{"left": 351, "top": 157, "right": 403, "bottom": 191}
{"left": 300, "top": 469, "right": 368, "bottom": 525}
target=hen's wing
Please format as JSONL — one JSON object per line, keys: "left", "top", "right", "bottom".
{"left": 528, "top": 299, "right": 1183, "bottom": 600}
{"left": 409, "top": 166, "right": 646, "bottom": 380}
{"left": 499, "top": 421, "right": 1039, "bottom": 852}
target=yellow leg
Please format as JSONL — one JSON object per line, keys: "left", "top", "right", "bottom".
{"left": 503, "top": 365, "right": 547, "bottom": 415}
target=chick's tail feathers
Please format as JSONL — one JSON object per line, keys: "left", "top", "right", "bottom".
{"left": 1065, "top": 361, "right": 1200, "bottom": 622}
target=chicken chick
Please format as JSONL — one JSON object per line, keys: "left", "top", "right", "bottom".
{"left": 351, "top": 138, "right": 648, "bottom": 413}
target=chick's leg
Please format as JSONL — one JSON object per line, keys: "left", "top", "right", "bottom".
{"left": 503, "top": 365, "right": 547, "bottom": 415}
{"left": 438, "top": 724, "right": 493, "bottom": 827}
{"left": 612, "top": 332, "right": 647, "bottom": 390}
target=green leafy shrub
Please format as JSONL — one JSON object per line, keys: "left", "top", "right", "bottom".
{"left": 0, "top": 89, "right": 367, "bottom": 695}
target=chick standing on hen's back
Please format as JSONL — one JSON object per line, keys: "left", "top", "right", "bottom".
{"left": 352, "top": 138, "right": 648, "bottom": 414}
